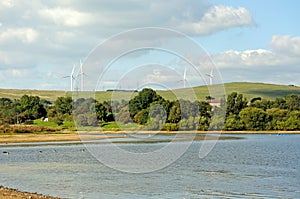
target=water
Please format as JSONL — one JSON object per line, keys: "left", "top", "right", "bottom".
{"left": 0, "top": 135, "right": 299, "bottom": 198}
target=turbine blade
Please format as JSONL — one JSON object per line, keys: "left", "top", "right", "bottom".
{"left": 71, "top": 64, "right": 76, "bottom": 75}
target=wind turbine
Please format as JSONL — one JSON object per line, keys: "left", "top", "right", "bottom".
{"left": 177, "top": 67, "right": 188, "bottom": 88}
{"left": 183, "top": 67, "right": 187, "bottom": 88}
{"left": 63, "top": 64, "right": 76, "bottom": 91}
{"left": 78, "top": 60, "right": 87, "bottom": 91}
{"left": 206, "top": 68, "right": 214, "bottom": 85}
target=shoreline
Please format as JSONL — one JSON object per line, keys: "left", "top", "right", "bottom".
{"left": 0, "top": 186, "right": 60, "bottom": 199}
{"left": 0, "top": 131, "right": 299, "bottom": 144}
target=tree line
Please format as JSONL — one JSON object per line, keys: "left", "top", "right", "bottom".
{"left": 0, "top": 89, "right": 299, "bottom": 131}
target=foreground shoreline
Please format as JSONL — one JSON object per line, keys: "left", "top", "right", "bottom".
{"left": 0, "top": 186, "right": 60, "bottom": 199}
{"left": 0, "top": 131, "right": 299, "bottom": 144}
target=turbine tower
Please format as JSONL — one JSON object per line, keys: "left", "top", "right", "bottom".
{"left": 78, "top": 60, "right": 87, "bottom": 91}
{"left": 177, "top": 67, "right": 188, "bottom": 88}
{"left": 206, "top": 68, "right": 214, "bottom": 85}
{"left": 63, "top": 64, "right": 76, "bottom": 91}
{"left": 80, "top": 60, "right": 83, "bottom": 91}
{"left": 183, "top": 67, "right": 187, "bottom": 88}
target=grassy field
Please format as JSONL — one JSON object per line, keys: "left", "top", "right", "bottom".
{"left": 0, "top": 88, "right": 67, "bottom": 101}
{"left": 1, "top": 82, "right": 300, "bottom": 102}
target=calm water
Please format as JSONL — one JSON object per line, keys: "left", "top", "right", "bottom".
{"left": 0, "top": 135, "right": 299, "bottom": 198}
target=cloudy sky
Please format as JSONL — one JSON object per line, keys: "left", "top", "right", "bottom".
{"left": 0, "top": 0, "right": 299, "bottom": 90}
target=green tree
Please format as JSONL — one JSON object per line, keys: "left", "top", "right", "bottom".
{"left": 285, "top": 94, "right": 300, "bottom": 111}
{"left": 129, "top": 88, "right": 163, "bottom": 122}
{"left": 129, "top": 89, "right": 162, "bottom": 116}
{"left": 167, "top": 101, "right": 181, "bottom": 123}
{"left": 265, "top": 108, "right": 288, "bottom": 130}
{"left": 272, "top": 97, "right": 287, "bottom": 109}
{"left": 95, "top": 102, "right": 108, "bottom": 122}
{"left": 226, "top": 92, "right": 247, "bottom": 116}
{"left": 239, "top": 107, "right": 267, "bottom": 130}
{"left": 223, "top": 114, "right": 244, "bottom": 131}
{"left": 251, "top": 99, "right": 273, "bottom": 111}
{"left": 134, "top": 109, "right": 149, "bottom": 125}
{"left": 18, "top": 95, "right": 47, "bottom": 122}
{"left": 0, "top": 98, "right": 15, "bottom": 124}
{"left": 198, "top": 101, "right": 212, "bottom": 118}
{"left": 54, "top": 96, "right": 73, "bottom": 115}
{"left": 115, "top": 106, "right": 131, "bottom": 124}
{"left": 284, "top": 110, "right": 300, "bottom": 130}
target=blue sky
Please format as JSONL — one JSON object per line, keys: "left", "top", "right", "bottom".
{"left": 0, "top": 0, "right": 299, "bottom": 90}
{"left": 203, "top": 0, "right": 300, "bottom": 52}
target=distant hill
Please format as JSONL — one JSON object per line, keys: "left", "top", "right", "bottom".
{"left": 158, "top": 82, "right": 300, "bottom": 101}
{"left": 0, "top": 88, "right": 67, "bottom": 102}
{"left": 1, "top": 82, "right": 300, "bottom": 102}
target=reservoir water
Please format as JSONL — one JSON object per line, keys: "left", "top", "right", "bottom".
{"left": 0, "top": 134, "right": 299, "bottom": 198}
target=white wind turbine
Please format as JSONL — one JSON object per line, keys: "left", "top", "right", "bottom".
{"left": 78, "top": 59, "right": 87, "bottom": 91}
{"left": 63, "top": 64, "right": 76, "bottom": 91}
{"left": 206, "top": 68, "right": 214, "bottom": 85}
{"left": 183, "top": 67, "right": 187, "bottom": 88}
{"left": 177, "top": 67, "right": 188, "bottom": 88}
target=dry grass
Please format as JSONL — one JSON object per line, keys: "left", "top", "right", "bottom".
{"left": 0, "top": 130, "right": 298, "bottom": 144}
{"left": 0, "top": 125, "right": 60, "bottom": 134}
{"left": 0, "top": 186, "right": 60, "bottom": 199}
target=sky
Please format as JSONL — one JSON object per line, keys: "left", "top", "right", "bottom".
{"left": 0, "top": 0, "right": 299, "bottom": 91}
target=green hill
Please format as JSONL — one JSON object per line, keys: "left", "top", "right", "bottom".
{"left": 158, "top": 82, "right": 300, "bottom": 101}
{"left": 1, "top": 82, "right": 300, "bottom": 102}
{"left": 0, "top": 88, "right": 67, "bottom": 101}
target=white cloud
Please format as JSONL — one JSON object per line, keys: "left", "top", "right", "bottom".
{"left": 38, "top": 7, "right": 94, "bottom": 27}
{"left": 210, "top": 35, "right": 300, "bottom": 69}
{"left": 197, "top": 35, "right": 300, "bottom": 85}
{"left": 0, "top": 28, "right": 39, "bottom": 44}
{"left": 213, "top": 49, "right": 278, "bottom": 68}
{"left": 270, "top": 35, "right": 300, "bottom": 56}
{"left": 10, "top": 69, "right": 27, "bottom": 77}
{"left": 178, "top": 5, "right": 254, "bottom": 35}
{"left": 0, "top": 0, "right": 257, "bottom": 89}
{"left": 1, "top": 0, "right": 14, "bottom": 8}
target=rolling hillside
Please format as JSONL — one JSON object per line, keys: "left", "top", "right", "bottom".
{"left": 0, "top": 82, "right": 300, "bottom": 102}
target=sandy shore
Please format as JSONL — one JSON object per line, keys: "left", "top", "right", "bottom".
{"left": 0, "top": 186, "right": 60, "bottom": 199}
{"left": 0, "top": 132, "right": 125, "bottom": 143}
{"left": 0, "top": 131, "right": 299, "bottom": 144}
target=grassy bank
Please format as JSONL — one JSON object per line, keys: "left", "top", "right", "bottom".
{"left": 0, "top": 186, "right": 59, "bottom": 199}
{"left": 1, "top": 82, "right": 300, "bottom": 102}
{"left": 0, "top": 186, "right": 60, "bottom": 199}
{"left": 0, "top": 130, "right": 299, "bottom": 144}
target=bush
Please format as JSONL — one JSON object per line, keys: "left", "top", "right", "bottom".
{"left": 164, "top": 123, "right": 179, "bottom": 131}
{"left": 0, "top": 125, "right": 59, "bottom": 134}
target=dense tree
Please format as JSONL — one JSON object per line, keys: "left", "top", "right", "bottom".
{"left": 265, "top": 108, "right": 288, "bottom": 130}
{"left": 95, "top": 101, "right": 114, "bottom": 122}
{"left": 285, "top": 94, "right": 300, "bottom": 111}
{"left": 0, "top": 91, "right": 299, "bottom": 132}
{"left": 129, "top": 88, "right": 162, "bottom": 120}
{"left": 284, "top": 110, "right": 300, "bottom": 130}
{"left": 134, "top": 109, "right": 149, "bottom": 125}
{"left": 272, "top": 97, "right": 287, "bottom": 109}
{"left": 115, "top": 105, "right": 132, "bottom": 124}
{"left": 54, "top": 96, "right": 73, "bottom": 115}
{"left": 18, "top": 95, "right": 46, "bottom": 122}
{"left": 226, "top": 92, "right": 247, "bottom": 116}
{"left": 250, "top": 99, "right": 273, "bottom": 111}
{"left": 223, "top": 114, "right": 244, "bottom": 131}
{"left": 167, "top": 100, "right": 181, "bottom": 123}
{"left": 239, "top": 107, "right": 267, "bottom": 131}
{"left": 0, "top": 98, "right": 15, "bottom": 124}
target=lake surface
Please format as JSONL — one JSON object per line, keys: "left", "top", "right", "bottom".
{"left": 0, "top": 134, "right": 299, "bottom": 198}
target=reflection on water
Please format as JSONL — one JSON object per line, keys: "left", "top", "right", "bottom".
{"left": 0, "top": 135, "right": 299, "bottom": 198}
